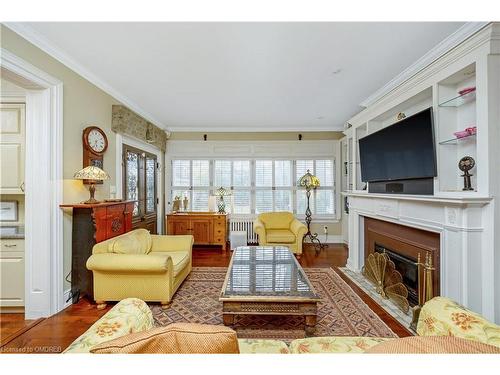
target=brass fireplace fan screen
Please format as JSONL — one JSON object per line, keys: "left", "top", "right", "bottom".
{"left": 362, "top": 252, "right": 410, "bottom": 313}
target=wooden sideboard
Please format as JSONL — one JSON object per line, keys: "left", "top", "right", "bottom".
{"left": 60, "top": 201, "right": 135, "bottom": 302}
{"left": 166, "top": 212, "right": 227, "bottom": 251}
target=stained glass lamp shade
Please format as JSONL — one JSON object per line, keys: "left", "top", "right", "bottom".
{"left": 74, "top": 166, "right": 110, "bottom": 204}
{"left": 298, "top": 169, "right": 320, "bottom": 190}
{"left": 214, "top": 187, "right": 231, "bottom": 214}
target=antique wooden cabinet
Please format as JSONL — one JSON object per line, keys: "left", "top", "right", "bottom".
{"left": 60, "top": 201, "right": 135, "bottom": 302}
{"left": 166, "top": 212, "right": 227, "bottom": 251}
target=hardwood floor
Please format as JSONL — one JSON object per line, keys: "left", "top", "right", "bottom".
{"left": 0, "top": 243, "right": 410, "bottom": 353}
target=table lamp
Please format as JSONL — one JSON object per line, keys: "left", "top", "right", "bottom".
{"left": 74, "top": 165, "right": 110, "bottom": 204}
{"left": 214, "top": 186, "right": 231, "bottom": 214}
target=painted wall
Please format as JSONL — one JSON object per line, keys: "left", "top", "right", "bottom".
{"left": 1, "top": 25, "right": 121, "bottom": 291}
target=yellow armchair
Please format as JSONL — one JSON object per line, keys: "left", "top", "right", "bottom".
{"left": 86, "top": 229, "right": 193, "bottom": 309}
{"left": 253, "top": 212, "right": 307, "bottom": 257}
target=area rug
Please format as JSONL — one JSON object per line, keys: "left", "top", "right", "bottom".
{"left": 150, "top": 267, "right": 397, "bottom": 341}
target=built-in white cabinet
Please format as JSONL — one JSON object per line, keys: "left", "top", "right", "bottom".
{"left": 0, "top": 103, "right": 26, "bottom": 194}
{"left": 0, "top": 239, "right": 25, "bottom": 308}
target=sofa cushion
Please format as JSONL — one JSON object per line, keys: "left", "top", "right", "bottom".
{"left": 151, "top": 251, "right": 190, "bottom": 276}
{"left": 289, "top": 336, "right": 391, "bottom": 354}
{"left": 258, "top": 212, "right": 294, "bottom": 230}
{"left": 365, "top": 336, "right": 500, "bottom": 354}
{"left": 266, "top": 229, "right": 296, "bottom": 243}
{"left": 109, "top": 229, "right": 152, "bottom": 255}
{"left": 87, "top": 253, "right": 169, "bottom": 273}
{"left": 63, "top": 298, "right": 154, "bottom": 353}
{"left": 90, "top": 323, "right": 240, "bottom": 354}
{"left": 238, "top": 339, "right": 290, "bottom": 354}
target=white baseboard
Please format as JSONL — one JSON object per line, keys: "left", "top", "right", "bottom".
{"left": 63, "top": 289, "right": 72, "bottom": 308}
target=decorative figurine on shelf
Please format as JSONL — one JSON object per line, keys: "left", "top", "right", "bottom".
{"left": 172, "top": 196, "right": 181, "bottom": 212}
{"left": 183, "top": 196, "right": 189, "bottom": 211}
{"left": 459, "top": 156, "right": 475, "bottom": 191}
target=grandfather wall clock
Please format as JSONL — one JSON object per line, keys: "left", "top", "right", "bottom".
{"left": 82, "top": 126, "right": 108, "bottom": 184}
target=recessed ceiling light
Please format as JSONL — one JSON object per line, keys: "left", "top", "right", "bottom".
{"left": 331, "top": 69, "right": 342, "bottom": 75}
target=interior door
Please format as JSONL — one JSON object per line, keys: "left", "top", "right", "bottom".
{"left": 123, "top": 145, "right": 158, "bottom": 234}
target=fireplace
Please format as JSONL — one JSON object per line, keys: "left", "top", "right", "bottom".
{"left": 364, "top": 217, "right": 440, "bottom": 309}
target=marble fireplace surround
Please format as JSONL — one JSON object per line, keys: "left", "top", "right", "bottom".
{"left": 345, "top": 192, "right": 496, "bottom": 322}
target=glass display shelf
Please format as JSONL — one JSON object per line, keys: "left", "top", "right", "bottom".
{"left": 438, "top": 90, "right": 476, "bottom": 107}
{"left": 439, "top": 133, "right": 476, "bottom": 145}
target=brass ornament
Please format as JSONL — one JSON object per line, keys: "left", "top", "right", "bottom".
{"left": 362, "top": 252, "right": 410, "bottom": 313}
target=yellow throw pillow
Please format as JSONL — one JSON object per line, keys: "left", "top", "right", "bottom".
{"left": 108, "top": 229, "right": 152, "bottom": 255}
{"left": 90, "top": 323, "right": 240, "bottom": 354}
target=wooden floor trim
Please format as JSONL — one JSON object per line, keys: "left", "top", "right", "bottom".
{"left": 0, "top": 318, "right": 45, "bottom": 348}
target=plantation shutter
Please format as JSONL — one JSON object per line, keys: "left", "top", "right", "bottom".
{"left": 255, "top": 160, "right": 273, "bottom": 213}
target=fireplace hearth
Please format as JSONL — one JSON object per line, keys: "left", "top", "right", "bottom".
{"left": 363, "top": 217, "right": 440, "bottom": 323}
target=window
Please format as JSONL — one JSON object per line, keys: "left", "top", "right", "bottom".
{"left": 214, "top": 160, "right": 251, "bottom": 214}
{"left": 296, "top": 159, "right": 335, "bottom": 215}
{"left": 170, "top": 158, "right": 336, "bottom": 217}
{"left": 171, "top": 160, "right": 210, "bottom": 211}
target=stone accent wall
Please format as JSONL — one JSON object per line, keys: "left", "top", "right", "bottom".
{"left": 112, "top": 105, "right": 168, "bottom": 151}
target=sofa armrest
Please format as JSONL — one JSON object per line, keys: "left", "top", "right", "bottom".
{"left": 417, "top": 297, "right": 500, "bottom": 348}
{"left": 86, "top": 253, "right": 171, "bottom": 274}
{"left": 150, "top": 234, "right": 194, "bottom": 253}
{"left": 290, "top": 219, "right": 307, "bottom": 239}
{"left": 63, "top": 298, "right": 154, "bottom": 353}
{"left": 253, "top": 219, "right": 266, "bottom": 241}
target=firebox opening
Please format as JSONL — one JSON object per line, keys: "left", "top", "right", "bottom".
{"left": 374, "top": 243, "right": 418, "bottom": 307}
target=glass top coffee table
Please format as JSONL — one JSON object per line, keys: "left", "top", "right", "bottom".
{"left": 220, "top": 246, "right": 320, "bottom": 334}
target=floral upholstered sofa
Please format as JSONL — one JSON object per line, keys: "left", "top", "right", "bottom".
{"left": 64, "top": 296, "right": 500, "bottom": 354}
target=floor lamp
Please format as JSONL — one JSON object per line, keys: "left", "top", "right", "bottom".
{"left": 298, "top": 169, "right": 326, "bottom": 255}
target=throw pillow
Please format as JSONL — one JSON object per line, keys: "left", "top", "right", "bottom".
{"left": 90, "top": 323, "right": 240, "bottom": 354}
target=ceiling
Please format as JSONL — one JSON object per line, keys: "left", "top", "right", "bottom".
{"left": 16, "top": 22, "right": 465, "bottom": 131}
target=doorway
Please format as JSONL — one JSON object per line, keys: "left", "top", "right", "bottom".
{"left": 1, "top": 49, "right": 64, "bottom": 319}
{"left": 123, "top": 144, "right": 158, "bottom": 234}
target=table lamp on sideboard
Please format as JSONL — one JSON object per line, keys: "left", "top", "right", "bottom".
{"left": 74, "top": 165, "right": 110, "bottom": 204}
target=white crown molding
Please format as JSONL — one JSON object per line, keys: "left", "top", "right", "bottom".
{"left": 359, "top": 22, "right": 490, "bottom": 108}
{"left": 3, "top": 22, "right": 168, "bottom": 130}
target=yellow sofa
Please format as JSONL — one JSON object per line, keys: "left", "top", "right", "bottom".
{"left": 253, "top": 212, "right": 308, "bottom": 257}
{"left": 86, "top": 229, "right": 193, "bottom": 309}
{"left": 64, "top": 296, "right": 500, "bottom": 353}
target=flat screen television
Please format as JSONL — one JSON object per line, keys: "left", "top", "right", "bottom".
{"left": 359, "top": 108, "right": 437, "bottom": 183}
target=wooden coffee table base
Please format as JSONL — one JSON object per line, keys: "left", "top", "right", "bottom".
{"left": 222, "top": 300, "right": 318, "bottom": 335}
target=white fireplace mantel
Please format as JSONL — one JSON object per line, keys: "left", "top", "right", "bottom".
{"left": 345, "top": 192, "right": 497, "bottom": 323}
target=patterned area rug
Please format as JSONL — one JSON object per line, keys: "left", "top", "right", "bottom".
{"left": 150, "top": 267, "right": 397, "bottom": 341}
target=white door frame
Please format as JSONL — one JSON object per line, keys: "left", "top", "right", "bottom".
{"left": 1, "top": 48, "right": 64, "bottom": 319}
{"left": 116, "top": 133, "right": 164, "bottom": 233}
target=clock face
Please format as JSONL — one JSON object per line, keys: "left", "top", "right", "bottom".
{"left": 87, "top": 128, "right": 106, "bottom": 154}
